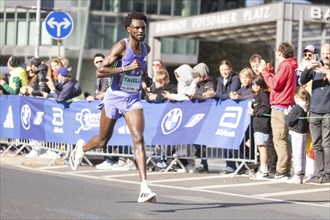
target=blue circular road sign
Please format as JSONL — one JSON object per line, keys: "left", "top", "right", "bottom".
{"left": 45, "top": 11, "right": 74, "bottom": 40}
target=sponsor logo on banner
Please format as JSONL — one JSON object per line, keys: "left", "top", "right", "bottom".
{"left": 52, "top": 107, "right": 64, "bottom": 133}
{"left": 216, "top": 106, "right": 242, "bottom": 137}
{"left": 21, "top": 104, "right": 31, "bottom": 130}
{"left": 4, "top": 105, "right": 14, "bottom": 128}
{"left": 118, "top": 125, "right": 131, "bottom": 134}
{"left": 184, "top": 114, "right": 205, "bottom": 128}
{"left": 75, "top": 108, "right": 100, "bottom": 133}
{"left": 33, "top": 111, "right": 44, "bottom": 125}
{"left": 161, "top": 108, "right": 182, "bottom": 135}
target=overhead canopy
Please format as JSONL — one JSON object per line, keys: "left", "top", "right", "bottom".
{"left": 147, "top": 2, "right": 330, "bottom": 74}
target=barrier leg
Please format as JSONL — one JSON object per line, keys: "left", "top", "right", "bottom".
{"left": 163, "top": 158, "right": 186, "bottom": 173}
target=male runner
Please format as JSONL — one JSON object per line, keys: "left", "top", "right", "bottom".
{"left": 69, "top": 11, "right": 156, "bottom": 203}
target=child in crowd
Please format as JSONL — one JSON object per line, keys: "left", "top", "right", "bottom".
{"left": 229, "top": 67, "right": 255, "bottom": 100}
{"left": 145, "top": 69, "right": 177, "bottom": 102}
{"left": 284, "top": 86, "right": 310, "bottom": 184}
{"left": 248, "top": 75, "right": 271, "bottom": 179}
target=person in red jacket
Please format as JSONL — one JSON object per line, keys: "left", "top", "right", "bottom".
{"left": 258, "top": 42, "right": 298, "bottom": 180}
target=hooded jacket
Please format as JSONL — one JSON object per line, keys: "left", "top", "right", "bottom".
{"left": 172, "top": 64, "right": 193, "bottom": 101}
{"left": 261, "top": 57, "right": 298, "bottom": 108}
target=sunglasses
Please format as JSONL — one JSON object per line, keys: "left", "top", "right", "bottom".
{"left": 304, "top": 53, "right": 312, "bottom": 58}
{"left": 94, "top": 60, "right": 102, "bottom": 64}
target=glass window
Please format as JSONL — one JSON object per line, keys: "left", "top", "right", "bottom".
{"left": 105, "top": 0, "right": 120, "bottom": 12}
{"left": 146, "top": 0, "right": 158, "bottom": 15}
{"left": 105, "top": 16, "right": 116, "bottom": 23}
{"left": 120, "top": 0, "right": 131, "bottom": 12}
{"left": 174, "top": 0, "right": 184, "bottom": 16}
{"left": 28, "top": 21, "right": 36, "bottom": 46}
{"left": 90, "top": 15, "right": 102, "bottom": 22}
{"left": 40, "top": 21, "right": 52, "bottom": 46}
{"left": 87, "top": 23, "right": 103, "bottom": 48}
{"left": 90, "top": 0, "right": 104, "bottom": 10}
{"left": 17, "top": 13, "right": 26, "bottom": 19}
{"left": 160, "top": 0, "right": 171, "bottom": 15}
{"left": 6, "top": 21, "right": 16, "bottom": 45}
{"left": 104, "top": 25, "right": 116, "bottom": 49}
{"left": 133, "top": 0, "right": 144, "bottom": 12}
{"left": 17, "top": 21, "right": 28, "bottom": 45}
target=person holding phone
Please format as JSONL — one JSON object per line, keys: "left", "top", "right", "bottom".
{"left": 300, "top": 43, "right": 330, "bottom": 184}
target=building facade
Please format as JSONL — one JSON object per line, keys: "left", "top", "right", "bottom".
{"left": 1, "top": 0, "right": 329, "bottom": 93}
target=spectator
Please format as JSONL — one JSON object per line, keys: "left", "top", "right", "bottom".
{"left": 213, "top": 59, "right": 241, "bottom": 174}
{"left": 145, "top": 69, "right": 177, "bottom": 102}
{"left": 45, "top": 67, "right": 83, "bottom": 103}
{"left": 190, "top": 63, "right": 215, "bottom": 173}
{"left": 0, "top": 56, "right": 27, "bottom": 95}
{"left": 141, "top": 59, "right": 165, "bottom": 100}
{"left": 226, "top": 67, "right": 255, "bottom": 175}
{"left": 162, "top": 64, "right": 195, "bottom": 172}
{"left": 163, "top": 64, "right": 193, "bottom": 101}
{"left": 297, "top": 45, "right": 318, "bottom": 93}
{"left": 249, "top": 54, "right": 277, "bottom": 177}
{"left": 258, "top": 42, "right": 298, "bottom": 180}
{"left": 229, "top": 67, "right": 254, "bottom": 100}
{"left": 46, "top": 57, "right": 63, "bottom": 92}
{"left": 21, "top": 57, "right": 50, "bottom": 97}
{"left": 249, "top": 75, "right": 271, "bottom": 179}
{"left": 284, "top": 86, "right": 310, "bottom": 184}
{"left": 300, "top": 43, "right": 330, "bottom": 184}
{"left": 20, "top": 64, "right": 38, "bottom": 96}
{"left": 86, "top": 53, "right": 109, "bottom": 102}
{"left": 214, "top": 59, "right": 241, "bottom": 100}
{"left": 190, "top": 63, "right": 215, "bottom": 100}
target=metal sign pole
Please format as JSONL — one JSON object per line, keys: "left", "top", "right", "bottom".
{"left": 57, "top": 39, "right": 61, "bottom": 57}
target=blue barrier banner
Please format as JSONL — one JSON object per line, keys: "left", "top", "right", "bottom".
{"left": 0, "top": 95, "right": 251, "bottom": 149}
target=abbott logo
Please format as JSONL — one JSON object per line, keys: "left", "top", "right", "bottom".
{"left": 216, "top": 106, "right": 242, "bottom": 137}
{"left": 52, "top": 107, "right": 64, "bottom": 133}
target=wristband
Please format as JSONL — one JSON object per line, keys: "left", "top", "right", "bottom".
{"left": 122, "top": 65, "right": 125, "bottom": 73}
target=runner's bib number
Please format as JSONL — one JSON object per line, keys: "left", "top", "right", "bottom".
{"left": 120, "top": 70, "right": 142, "bottom": 92}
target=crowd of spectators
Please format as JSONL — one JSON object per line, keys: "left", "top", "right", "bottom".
{"left": 1, "top": 41, "right": 329, "bottom": 185}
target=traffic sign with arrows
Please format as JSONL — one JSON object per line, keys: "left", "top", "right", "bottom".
{"left": 45, "top": 11, "right": 74, "bottom": 40}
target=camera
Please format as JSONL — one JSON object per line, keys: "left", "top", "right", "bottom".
{"left": 311, "top": 54, "right": 318, "bottom": 61}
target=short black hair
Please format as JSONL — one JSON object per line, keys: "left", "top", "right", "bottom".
{"left": 30, "top": 57, "right": 42, "bottom": 67}
{"left": 93, "top": 53, "right": 105, "bottom": 60}
{"left": 124, "top": 11, "right": 148, "bottom": 29}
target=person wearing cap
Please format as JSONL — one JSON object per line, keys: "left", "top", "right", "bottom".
{"left": 297, "top": 45, "right": 319, "bottom": 90}
{"left": 45, "top": 67, "right": 83, "bottom": 103}
{"left": 300, "top": 43, "right": 330, "bottom": 184}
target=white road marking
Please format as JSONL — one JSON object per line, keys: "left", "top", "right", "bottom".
{"left": 253, "top": 187, "right": 330, "bottom": 198}
{"left": 192, "top": 181, "right": 278, "bottom": 189}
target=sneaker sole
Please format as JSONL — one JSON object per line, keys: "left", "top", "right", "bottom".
{"left": 69, "top": 148, "right": 78, "bottom": 171}
{"left": 138, "top": 193, "right": 157, "bottom": 203}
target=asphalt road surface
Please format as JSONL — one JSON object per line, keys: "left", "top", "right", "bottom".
{"left": 1, "top": 155, "right": 329, "bottom": 220}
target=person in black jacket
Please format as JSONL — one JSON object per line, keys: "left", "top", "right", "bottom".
{"left": 248, "top": 75, "right": 271, "bottom": 179}
{"left": 284, "top": 86, "right": 310, "bottom": 184}
{"left": 145, "top": 69, "right": 177, "bottom": 102}
{"left": 45, "top": 67, "right": 82, "bottom": 103}
{"left": 300, "top": 43, "right": 330, "bottom": 184}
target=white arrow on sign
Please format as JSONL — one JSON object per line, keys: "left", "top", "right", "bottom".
{"left": 47, "top": 17, "right": 72, "bottom": 37}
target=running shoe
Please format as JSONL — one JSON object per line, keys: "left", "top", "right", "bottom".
{"left": 69, "top": 139, "right": 85, "bottom": 171}
{"left": 137, "top": 188, "right": 157, "bottom": 203}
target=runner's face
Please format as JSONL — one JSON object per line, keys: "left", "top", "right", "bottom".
{"left": 128, "top": 19, "right": 146, "bottom": 42}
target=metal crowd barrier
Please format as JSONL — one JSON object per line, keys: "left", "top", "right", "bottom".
{"left": 0, "top": 125, "right": 257, "bottom": 175}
